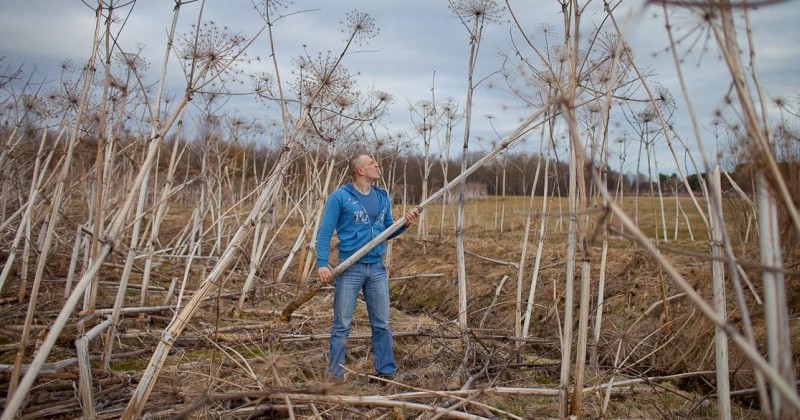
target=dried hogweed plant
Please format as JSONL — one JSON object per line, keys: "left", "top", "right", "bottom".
{"left": 178, "top": 21, "right": 259, "bottom": 92}
{"left": 341, "top": 10, "right": 379, "bottom": 47}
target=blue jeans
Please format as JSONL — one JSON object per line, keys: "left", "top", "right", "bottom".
{"left": 327, "top": 262, "right": 396, "bottom": 378}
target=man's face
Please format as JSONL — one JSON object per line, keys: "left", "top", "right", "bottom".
{"left": 360, "top": 158, "right": 380, "bottom": 181}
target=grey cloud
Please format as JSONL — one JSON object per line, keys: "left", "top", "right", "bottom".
{"left": 1, "top": 0, "right": 797, "bottom": 177}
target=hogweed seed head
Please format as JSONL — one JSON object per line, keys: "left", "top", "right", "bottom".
{"left": 342, "top": 10, "right": 378, "bottom": 46}
{"left": 373, "top": 90, "right": 393, "bottom": 104}
{"left": 291, "top": 51, "right": 354, "bottom": 105}
{"left": 115, "top": 51, "right": 149, "bottom": 74}
{"left": 178, "top": 21, "right": 251, "bottom": 83}
{"left": 449, "top": 0, "right": 505, "bottom": 24}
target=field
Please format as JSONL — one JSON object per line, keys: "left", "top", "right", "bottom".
{"left": 1, "top": 0, "right": 798, "bottom": 418}
{"left": 1, "top": 194, "right": 794, "bottom": 419}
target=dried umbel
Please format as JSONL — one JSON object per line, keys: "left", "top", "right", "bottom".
{"left": 292, "top": 52, "right": 355, "bottom": 106}
{"left": 441, "top": 100, "right": 461, "bottom": 122}
{"left": 448, "top": 0, "right": 505, "bottom": 25}
{"left": 413, "top": 100, "right": 435, "bottom": 118}
{"left": 372, "top": 90, "right": 394, "bottom": 104}
{"left": 341, "top": 10, "right": 379, "bottom": 46}
{"left": 596, "top": 33, "right": 634, "bottom": 73}
{"left": 178, "top": 21, "right": 254, "bottom": 84}
{"left": 114, "top": 51, "right": 150, "bottom": 75}
{"left": 251, "top": 71, "right": 275, "bottom": 98}
{"left": 633, "top": 83, "right": 676, "bottom": 125}
{"left": 255, "top": 0, "right": 292, "bottom": 16}
{"left": 20, "top": 94, "right": 48, "bottom": 120}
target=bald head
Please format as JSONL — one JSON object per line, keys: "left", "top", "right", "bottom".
{"left": 349, "top": 154, "right": 370, "bottom": 177}
{"left": 348, "top": 154, "right": 381, "bottom": 184}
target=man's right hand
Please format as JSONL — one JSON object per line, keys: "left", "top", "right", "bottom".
{"left": 318, "top": 267, "right": 333, "bottom": 284}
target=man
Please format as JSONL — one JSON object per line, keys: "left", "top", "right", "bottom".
{"left": 316, "top": 154, "right": 418, "bottom": 381}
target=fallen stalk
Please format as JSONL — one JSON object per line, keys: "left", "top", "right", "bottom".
{"left": 176, "top": 391, "right": 491, "bottom": 420}
{"left": 114, "top": 328, "right": 554, "bottom": 345}
{"left": 389, "top": 273, "right": 444, "bottom": 281}
{"left": 0, "top": 349, "right": 151, "bottom": 376}
{"left": 170, "top": 371, "right": 722, "bottom": 420}
{"left": 464, "top": 250, "right": 519, "bottom": 268}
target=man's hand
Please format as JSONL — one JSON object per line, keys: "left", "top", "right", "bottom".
{"left": 318, "top": 267, "right": 334, "bottom": 284}
{"left": 403, "top": 209, "right": 420, "bottom": 227}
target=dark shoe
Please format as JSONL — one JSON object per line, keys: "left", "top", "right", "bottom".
{"left": 368, "top": 374, "right": 394, "bottom": 385}
{"left": 325, "top": 374, "right": 346, "bottom": 385}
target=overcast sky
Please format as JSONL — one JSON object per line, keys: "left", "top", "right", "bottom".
{"left": 1, "top": 0, "right": 798, "bottom": 177}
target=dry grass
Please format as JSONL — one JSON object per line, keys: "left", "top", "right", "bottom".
{"left": 413, "top": 194, "right": 740, "bottom": 245}
{"left": 0, "top": 195, "right": 793, "bottom": 418}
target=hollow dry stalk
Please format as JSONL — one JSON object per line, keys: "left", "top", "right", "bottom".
{"left": 709, "top": 165, "right": 732, "bottom": 420}
{"left": 521, "top": 118, "right": 554, "bottom": 339}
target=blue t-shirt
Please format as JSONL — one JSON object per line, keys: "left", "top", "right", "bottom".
{"left": 356, "top": 187, "right": 381, "bottom": 223}
{"left": 316, "top": 183, "right": 407, "bottom": 268}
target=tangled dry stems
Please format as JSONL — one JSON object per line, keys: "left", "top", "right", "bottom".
{"left": 0, "top": 229, "right": 787, "bottom": 418}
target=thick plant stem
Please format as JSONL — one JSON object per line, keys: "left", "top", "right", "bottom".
{"left": 521, "top": 133, "right": 552, "bottom": 338}
{"left": 709, "top": 166, "right": 731, "bottom": 420}
{"left": 76, "top": 316, "right": 114, "bottom": 419}
{"left": 559, "top": 0, "right": 583, "bottom": 415}
{"left": 757, "top": 171, "right": 796, "bottom": 418}
{"left": 571, "top": 255, "right": 592, "bottom": 416}
{"left": 87, "top": 4, "right": 116, "bottom": 311}
{"left": 455, "top": 15, "right": 483, "bottom": 335}
{"left": 559, "top": 127, "right": 578, "bottom": 418}
{"left": 515, "top": 127, "right": 547, "bottom": 344}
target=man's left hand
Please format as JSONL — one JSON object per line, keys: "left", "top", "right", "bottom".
{"left": 403, "top": 209, "right": 420, "bottom": 227}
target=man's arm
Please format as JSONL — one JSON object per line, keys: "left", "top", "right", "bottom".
{"left": 385, "top": 198, "right": 419, "bottom": 240}
{"left": 316, "top": 194, "right": 338, "bottom": 284}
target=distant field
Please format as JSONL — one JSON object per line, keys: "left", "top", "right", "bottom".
{"left": 396, "top": 195, "right": 755, "bottom": 246}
